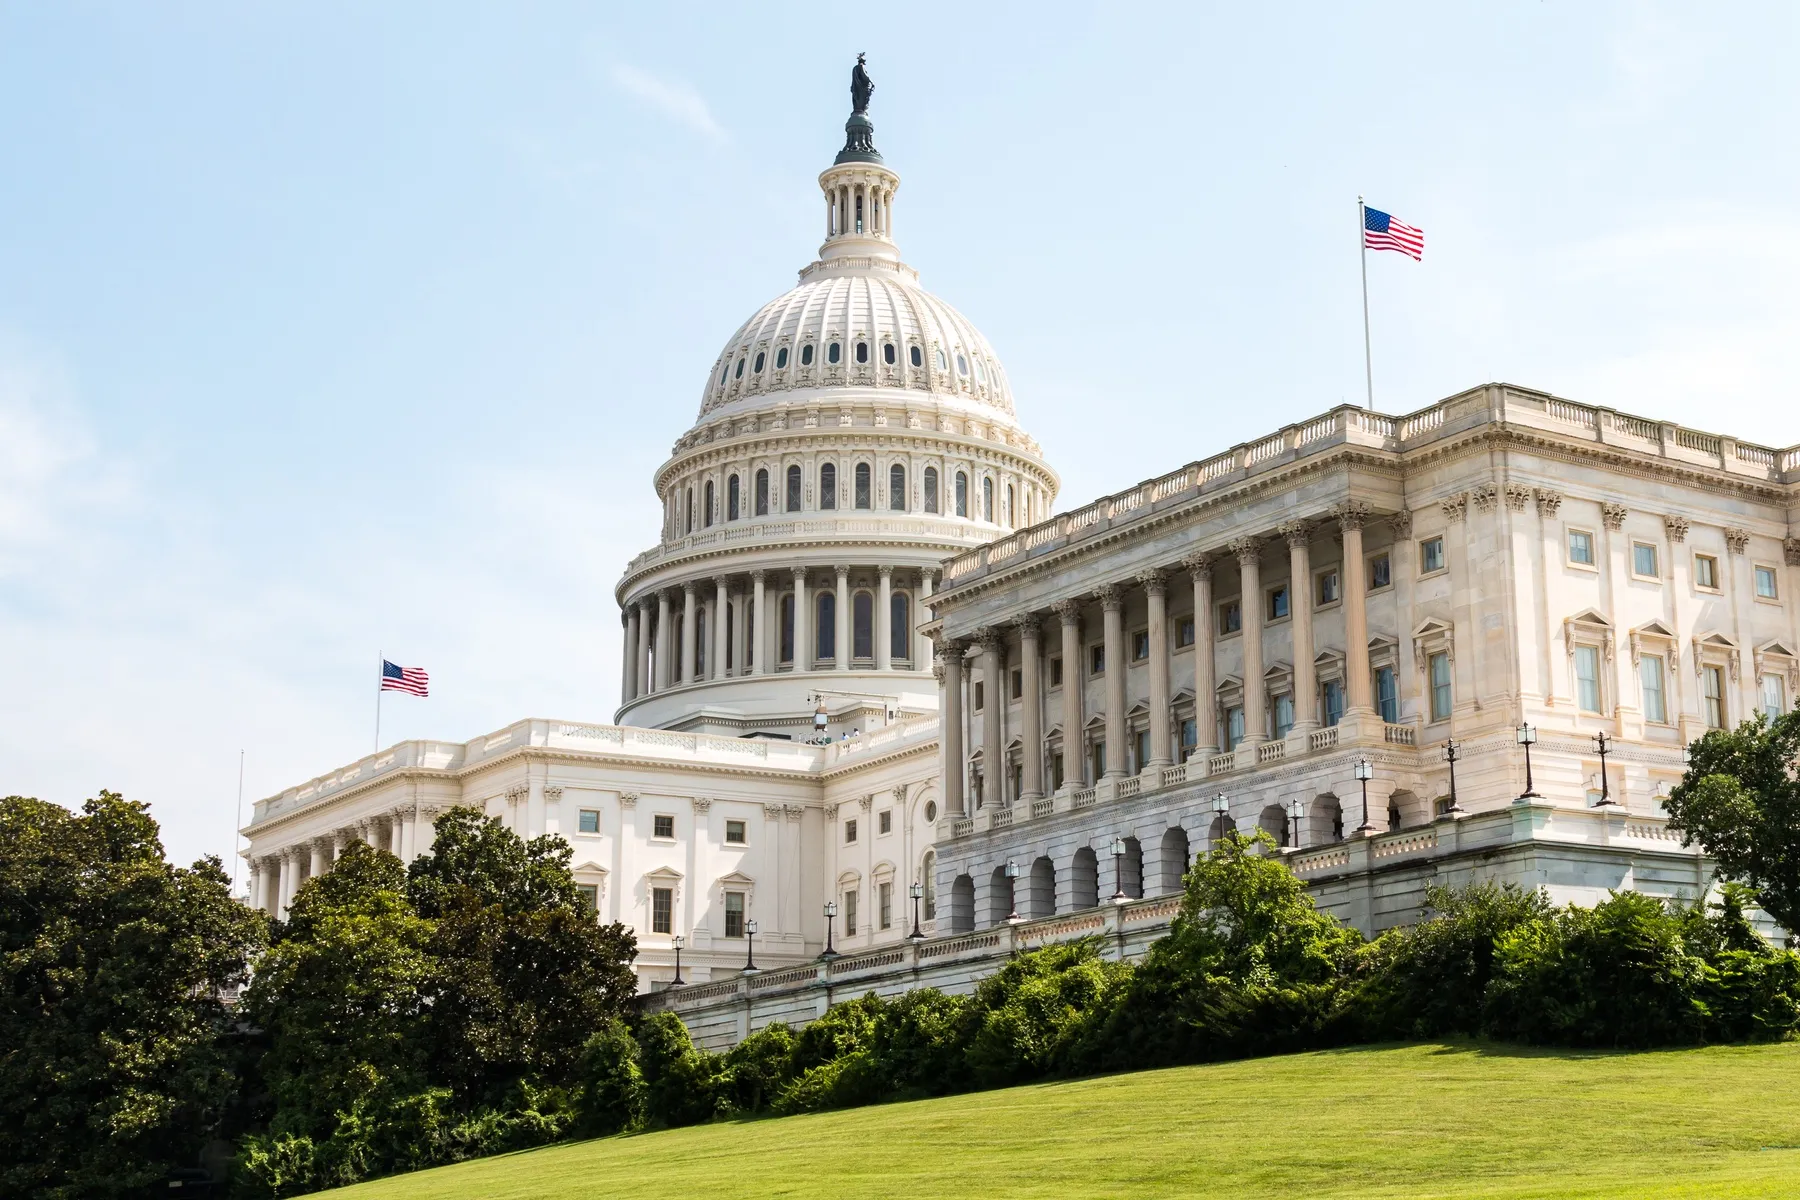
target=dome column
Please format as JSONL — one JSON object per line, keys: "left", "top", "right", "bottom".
{"left": 636, "top": 598, "right": 653, "bottom": 696}
{"left": 713, "top": 578, "right": 729, "bottom": 681}
{"left": 654, "top": 591, "right": 672, "bottom": 690}
{"left": 876, "top": 566, "right": 893, "bottom": 671}
{"left": 751, "top": 570, "right": 767, "bottom": 676}
{"left": 680, "top": 582, "right": 698, "bottom": 683}
{"left": 791, "top": 567, "right": 809, "bottom": 671}
{"left": 623, "top": 606, "right": 639, "bottom": 702}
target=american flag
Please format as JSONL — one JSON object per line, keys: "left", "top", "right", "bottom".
{"left": 381, "top": 660, "right": 430, "bottom": 697}
{"left": 1363, "top": 205, "right": 1424, "bottom": 260}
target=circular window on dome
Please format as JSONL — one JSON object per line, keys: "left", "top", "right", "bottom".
{"left": 801, "top": 344, "right": 815, "bottom": 366}
{"left": 775, "top": 347, "right": 788, "bottom": 369}
{"left": 735, "top": 357, "right": 746, "bottom": 379}
{"left": 753, "top": 352, "right": 765, "bottom": 373}
{"left": 883, "top": 342, "right": 896, "bottom": 365}
{"left": 855, "top": 341, "right": 868, "bottom": 364}
{"left": 910, "top": 345, "right": 922, "bottom": 368}
{"left": 924, "top": 799, "right": 938, "bottom": 823}
{"left": 828, "top": 341, "right": 842, "bottom": 364}
{"left": 956, "top": 353, "right": 968, "bottom": 376}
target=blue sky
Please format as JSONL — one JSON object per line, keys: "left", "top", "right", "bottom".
{"left": 3, "top": 3, "right": 1797, "bottom": 875}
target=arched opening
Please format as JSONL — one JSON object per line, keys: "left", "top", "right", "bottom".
{"left": 779, "top": 594, "right": 795, "bottom": 664}
{"left": 1156, "top": 826, "right": 1191, "bottom": 896}
{"left": 1028, "top": 856, "right": 1056, "bottom": 918}
{"left": 816, "top": 591, "right": 837, "bottom": 663}
{"left": 1210, "top": 810, "right": 1235, "bottom": 845}
{"left": 1389, "top": 789, "right": 1421, "bottom": 832}
{"left": 920, "top": 850, "right": 936, "bottom": 921}
{"left": 703, "top": 480, "right": 714, "bottom": 527}
{"left": 1259, "top": 804, "right": 1289, "bottom": 844}
{"left": 1117, "top": 836, "right": 1143, "bottom": 901}
{"left": 754, "top": 469, "right": 769, "bottom": 516}
{"left": 923, "top": 466, "right": 939, "bottom": 513}
{"left": 890, "top": 593, "right": 910, "bottom": 662}
{"left": 694, "top": 608, "right": 706, "bottom": 677}
{"left": 889, "top": 463, "right": 906, "bottom": 511}
{"left": 852, "top": 591, "right": 873, "bottom": 660}
{"left": 785, "top": 465, "right": 802, "bottom": 512}
{"left": 1070, "top": 847, "right": 1099, "bottom": 909}
{"left": 854, "top": 462, "right": 871, "bottom": 509}
{"left": 1006, "top": 482, "right": 1016, "bottom": 527}
{"left": 819, "top": 462, "right": 837, "bottom": 510}
{"left": 948, "top": 874, "right": 975, "bottom": 934}
{"left": 954, "top": 471, "right": 968, "bottom": 517}
{"left": 982, "top": 477, "right": 994, "bottom": 522}
{"left": 684, "top": 487, "right": 694, "bottom": 533}
{"left": 988, "top": 865, "right": 1014, "bottom": 927}
{"left": 1311, "top": 794, "right": 1344, "bottom": 844}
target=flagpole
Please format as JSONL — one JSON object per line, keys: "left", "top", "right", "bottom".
{"left": 231, "top": 748, "right": 245, "bottom": 897}
{"left": 1358, "top": 195, "right": 1373, "bottom": 408}
{"left": 375, "top": 652, "right": 383, "bottom": 752}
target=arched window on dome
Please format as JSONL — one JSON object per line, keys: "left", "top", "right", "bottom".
{"left": 727, "top": 474, "right": 740, "bottom": 521}
{"left": 720, "top": 361, "right": 729, "bottom": 385}
{"left": 853, "top": 591, "right": 873, "bottom": 660}
{"left": 801, "top": 344, "right": 815, "bottom": 367}
{"left": 755, "top": 469, "right": 769, "bottom": 516}
{"left": 695, "top": 609, "right": 706, "bottom": 677}
{"left": 685, "top": 488, "right": 694, "bottom": 533}
{"left": 819, "top": 462, "right": 837, "bottom": 510}
{"left": 956, "top": 353, "right": 969, "bottom": 376}
{"left": 1006, "top": 483, "right": 1015, "bottom": 528}
{"left": 923, "top": 467, "right": 939, "bottom": 514}
{"left": 854, "top": 463, "right": 871, "bottom": 509}
{"left": 816, "top": 592, "right": 837, "bottom": 663}
{"left": 786, "top": 465, "right": 802, "bottom": 512}
{"left": 704, "top": 480, "right": 715, "bottom": 527}
{"left": 780, "top": 593, "right": 795, "bottom": 664}
{"left": 855, "top": 341, "right": 868, "bottom": 365}
{"left": 982, "top": 477, "right": 994, "bottom": 523}
{"left": 828, "top": 342, "right": 841, "bottom": 365}
{"left": 776, "top": 347, "right": 789, "bottom": 370}
{"left": 974, "top": 358, "right": 987, "bottom": 384}
{"left": 954, "top": 471, "right": 968, "bottom": 518}
{"left": 936, "top": 348, "right": 947, "bottom": 371}
{"left": 890, "top": 592, "right": 910, "bottom": 662}
{"left": 883, "top": 342, "right": 896, "bottom": 365}
{"left": 889, "top": 464, "right": 906, "bottom": 511}
{"left": 735, "top": 357, "right": 745, "bottom": 379}
{"left": 753, "top": 351, "right": 765, "bottom": 373}
{"left": 910, "top": 345, "right": 923, "bottom": 369}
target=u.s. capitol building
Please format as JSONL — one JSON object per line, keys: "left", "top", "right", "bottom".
{"left": 241, "top": 64, "right": 1799, "bottom": 1040}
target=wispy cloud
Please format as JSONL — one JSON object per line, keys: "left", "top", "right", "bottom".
{"left": 607, "top": 63, "right": 726, "bottom": 142}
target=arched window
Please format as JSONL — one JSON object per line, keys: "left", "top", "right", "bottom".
{"left": 936, "top": 348, "right": 948, "bottom": 371}
{"left": 956, "top": 353, "right": 969, "bottom": 376}
{"left": 1006, "top": 483, "right": 1015, "bottom": 527}
{"left": 982, "top": 477, "right": 994, "bottom": 522}
{"left": 775, "top": 346, "right": 789, "bottom": 369}
{"left": 883, "top": 342, "right": 896, "bottom": 365}
{"left": 974, "top": 358, "right": 986, "bottom": 384}
{"left": 909, "top": 345, "right": 923, "bottom": 368}
{"left": 727, "top": 474, "right": 740, "bottom": 521}
{"left": 703, "top": 480, "right": 715, "bottom": 527}
{"left": 816, "top": 591, "right": 836, "bottom": 662}
{"left": 854, "top": 463, "right": 871, "bottom": 509}
{"left": 719, "top": 361, "right": 729, "bottom": 385}
{"left": 890, "top": 592, "right": 909, "bottom": 661}
{"left": 753, "top": 351, "right": 765, "bottom": 373}
{"left": 920, "top": 849, "right": 936, "bottom": 921}
{"left": 801, "top": 344, "right": 815, "bottom": 366}
{"left": 685, "top": 487, "right": 694, "bottom": 533}
{"left": 852, "top": 591, "right": 873, "bottom": 659}
{"left": 786, "top": 465, "right": 802, "bottom": 512}
{"left": 780, "top": 593, "right": 795, "bottom": 663}
{"left": 828, "top": 341, "right": 841, "bottom": 364}
{"left": 923, "top": 467, "right": 939, "bottom": 513}
{"left": 695, "top": 609, "right": 706, "bottom": 676}
{"left": 889, "top": 464, "right": 906, "bottom": 511}
{"left": 855, "top": 341, "right": 869, "bottom": 364}
{"left": 735, "top": 357, "right": 745, "bottom": 379}
{"left": 755, "top": 468, "right": 769, "bottom": 516}
{"left": 819, "top": 462, "right": 837, "bottom": 510}
{"left": 954, "top": 471, "right": 968, "bottom": 517}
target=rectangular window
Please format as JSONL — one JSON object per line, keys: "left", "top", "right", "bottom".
{"left": 974, "top": 681, "right": 984, "bottom": 711}
{"left": 1756, "top": 565, "right": 1780, "bottom": 600}
{"left": 879, "top": 881, "right": 893, "bottom": 930}
{"left": 1225, "top": 706, "right": 1245, "bottom": 750}
{"left": 1272, "top": 693, "right": 1295, "bottom": 739}
{"left": 1695, "top": 554, "right": 1719, "bottom": 590}
{"left": 578, "top": 809, "right": 601, "bottom": 834}
{"left": 1131, "top": 630, "right": 1150, "bottom": 661}
{"left": 1575, "top": 645, "right": 1602, "bottom": 713}
{"left": 1704, "top": 664, "right": 1726, "bottom": 729}
{"left": 1010, "top": 763, "right": 1022, "bottom": 802}
{"left": 1090, "top": 740, "right": 1106, "bottom": 784}
{"left": 1316, "top": 569, "right": 1340, "bottom": 606}
{"left": 1268, "top": 586, "right": 1290, "bottom": 621}
{"left": 1369, "top": 552, "right": 1392, "bottom": 591}
{"left": 651, "top": 887, "right": 673, "bottom": 934}
{"left": 1641, "top": 655, "right": 1667, "bottom": 724}
{"left": 576, "top": 883, "right": 599, "bottom": 914}
{"left": 1051, "top": 752, "right": 1064, "bottom": 789}
{"left": 843, "top": 889, "right": 858, "bottom": 936}
{"left": 1049, "top": 657, "right": 1063, "bottom": 687}
{"left": 1761, "top": 673, "right": 1786, "bottom": 721}
{"left": 1090, "top": 644, "right": 1105, "bottom": 675}
{"left": 1633, "top": 543, "right": 1659, "bottom": 578}
{"left": 1219, "top": 600, "right": 1242, "bottom": 634}
{"left": 724, "top": 891, "right": 745, "bottom": 938}
{"left": 1011, "top": 668, "right": 1023, "bottom": 699}
{"left": 1177, "top": 616, "right": 1195, "bottom": 647}
{"left": 725, "top": 819, "right": 746, "bottom": 844}
{"left": 845, "top": 819, "right": 858, "bottom": 844}
{"left": 1133, "top": 729, "right": 1150, "bottom": 772}
{"left": 1429, "top": 652, "right": 1452, "bottom": 722}
{"left": 1420, "top": 537, "right": 1445, "bottom": 574}
{"left": 1323, "top": 679, "right": 1345, "bottom": 727}
{"left": 1376, "top": 666, "right": 1399, "bottom": 723}
{"left": 1179, "top": 717, "right": 1198, "bottom": 759}
{"left": 1568, "top": 529, "right": 1595, "bottom": 566}
{"left": 878, "top": 809, "right": 892, "bottom": 835}
{"left": 653, "top": 814, "right": 675, "bottom": 839}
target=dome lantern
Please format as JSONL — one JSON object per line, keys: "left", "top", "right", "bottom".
{"left": 818, "top": 55, "right": 900, "bottom": 265}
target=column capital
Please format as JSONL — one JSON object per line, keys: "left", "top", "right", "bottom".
{"left": 878, "top": 563, "right": 894, "bottom": 579}
{"left": 1725, "top": 527, "right": 1752, "bottom": 555}
{"left": 750, "top": 567, "right": 767, "bottom": 582}
{"left": 1096, "top": 583, "right": 1124, "bottom": 611}
{"left": 791, "top": 564, "right": 808, "bottom": 582}
{"left": 1332, "top": 500, "right": 1372, "bottom": 531}
{"left": 974, "top": 626, "right": 1004, "bottom": 653}
{"left": 1473, "top": 484, "right": 1499, "bottom": 514}
{"left": 1052, "top": 597, "right": 1082, "bottom": 623}
{"left": 1440, "top": 492, "right": 1470, "bottom": 523}
{"left": 1534, "top": 489, "right": 1563, "bottom": 518}
{"left": 1278, "top": 519, "right": 1311, "bottom": 548}
{"left": 1784, "top": 537, "right": 1800, "bottom": 567}
{"left": 1665, "top": 515, "right": 1690, "bottom": 544}
{"left": 1229, "top": 536, "right": 1261, "bottom": 565}
{"left": 937, "top": 639, "right": 966, "bottom": 664}
{"left": 1182, "top": 551, "right": 1214, "bottom": 581}
{"left": 835, "top": 563, "right": 850, "bottom": 577}
{"left": 1389, "top": 508, "right": 1413, "bottom": 538}
{"left": 1011, "top": 612, "right": 1041, "bottom": 639}
{"left": 1504, "top": 482, "right": 1532, "bottom": 511}
{"left": 682, "top": 579, "right": 698, "bottom": 597}
{"left": 1601, "top": 502, "right": 1628, "bottom": 530}
{"left": 1136, "top": 568, "right": 1167, "bottom": 595}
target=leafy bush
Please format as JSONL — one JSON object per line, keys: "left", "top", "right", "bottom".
{"left": 718, "top": 1022, "right": 800, "bottom": 1114}
{"left": 634, "top": 1011, "right": 722, "bottom": 1128}
{"left": 964, "top": 942, "right": 1128, "bottom": 1087}
{"left": 575, "top": 1019, "right": 645, "bottom": 1136}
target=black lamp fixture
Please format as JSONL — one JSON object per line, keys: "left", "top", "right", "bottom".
{"left": 1109, "top": 835, "right": 1129, "bottom": 904}
{"left": 1443, "top": 739, "right": 1466, "bottom": 815}
{"left": 1516, "top": 723, "right": 1542, "bottom": 800}
{"left": 1211, "top": 792, "right": 1232, "bottom": 841}
{"left": 820, "top": 900, "right": 839, "bottom": 961}
{"left": 1594, "top": 731, "right": 1619, "bottom": 806}
{"left": 1353, "top": 759, "right": 1377, "bottom": 833}
{"left": 908, "top": 880, "right": 925, "bottom": 941}
{"left": 1285, "top": 797, "right": 1305, "bottom": 848}
{"left": 670, "top": 934, "right": 685, "bottom": 987}
{"left": 743, "top": 918, "right": 759, "bottom": 974}
{"left": 1004, "top": 858, "right": 1022, "bottom": 924}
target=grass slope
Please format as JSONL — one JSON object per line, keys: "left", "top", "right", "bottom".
{"left": 331, "top": 1043, "right": 1800, "bottom": 1199}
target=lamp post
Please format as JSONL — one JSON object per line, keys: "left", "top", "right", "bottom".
{"left": 1443, "top": 739, "right": 1466, "bottom": 815}
{"left": 1353, "top": 759, "right": 1377, "bottom": 833}
{"left": 1109, "top": 835, "right": 1129, "bottom": 904}
{"left": 1004, "top": 858, "right": 1022, "bottom": 924}
{"left": 813, "top": 697, "right": 829, "bottom": 744}
{"left": 743, "top": 918, "right": 759, "bottom": 974}
{"left": 820, "top": 900, "right": 839, "bottom": 961}
{"left": 1516, "top": 723, "right": 1541, "bottom": 800}
{"left": 670, "top": 934, "right": 685, "bottom": 987}
{"left": 1285, "top": 797, "right": 1305, "bottom": 849}
{"left": 908, "top": 880, "right": 925, "bottom": 941}
{"left": 1594, "top": 731, "right": 1618, "bottom": 806}
{"left": 1211, "top": 792, "right": 1232, "bottom": 843}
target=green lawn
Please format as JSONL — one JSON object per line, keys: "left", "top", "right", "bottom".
{"left": 330, "top": 1042, "right": 1800, "bottom": 1199}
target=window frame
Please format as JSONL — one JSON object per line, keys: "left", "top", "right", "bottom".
{"left": 1419, "top": 536, "right": 1446, "bottom": 576}
{"left": 724, "top": 890, "right": 746, "bottom": 938}
{"left": 1694, "top": 553, "right": 1721, "bottom": 592}
{"left": 1314, "top": 567, "right": 1341, "bottom": 608}
{"left": 577, "top": 809, "right": 601, "bottom": 835}
{"left": 1755, "top": 563, "right": 1781, "bottom": 602}
{"left": 651, "top": 886, "right": 674, "bottom": 935}
{"left": 1089, "top": 644, "right": 1105, "bottom": 676}
{"left": 1218, "top": 598, "right": 1243, "bottom": 636}
{"left": 1427, "top": 651, "right": 1453, "bottom": 723}
{"left": 1131, "top": 629, "right": 1150, "bottom": 662}
{"left": 1266, "top": 584, "right": 1290, "bottom": 622}
{"left": 1566, "top": 527, "right": 1597, "bottom": 569}
{"left": 1639, "top": 653, "right": 1669, "bottom": 725}
{"left": 724, "top": 818, "right": 747, "bottom": 845}
{"left": 1631, "top": 541, "right": 1660, "bottom": 581}
{"left": 1367, "top": 551, "right": 1392, "bottom": 592}
{"left": 844, "top": 818, "right": 858, "bottom": 844}
{"left": 652, "top": 814, "right": 675, "bottom": 840}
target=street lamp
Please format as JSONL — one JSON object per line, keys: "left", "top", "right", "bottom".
{"left": 1110, "top": 835, "right": 1129, "bottom": 904}
{"left": 1353, "top": 759, "right": 1377, "bottom": 833}
{"left": 1443, "top": 739, "right": 1466, "bottom": 815}
{"left": 1212, "top": 792, "right": 1232, "bottom": 842}
{"left": 1594, "top": 731, "right": 1618, "bottom": 806}
{"left": 1285, "top": 797, "right": 1305, "bottom": 849}
{"left": 820, "top": 900, "right": 839, "bottom": 961}
{"left": 1516, "top": 723, "right": 1542, "bottom": 800}
{"left": 813, "top": 697, "right": 829, "bottom": 744}
{"left": 670, "top": 934, "right": 685, "bottom": 987}
{"left": 1004, "top": 859, "right": 1022, "bottom": 924}
{"left": 743, "top": 918, "right": 759, "bottom": 974}
{"left": 908, "top": 880, "right": 925, "bottom": 941}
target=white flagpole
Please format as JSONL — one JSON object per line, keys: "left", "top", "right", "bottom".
{"left": 231, "top": 748, "right": 245, "bottom": 897}
{"left": 1358, "top": 195, "right": 1374, "bottom": 408}
{"left": 375, "top": 652, "right": 383, "bottom": 752}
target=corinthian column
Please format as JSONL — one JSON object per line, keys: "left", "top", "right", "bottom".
{"left": 621, "top": 608, "right": 637, "bottom": 701}
{"left": 1055, "top": 598, "right": 1084, "bottom": 787}
{"left": 876, "top": 565, "right": 893, "bottom": 671}
{"left": 713, "top": 578, "right": 729, "bottom": 680}
{"left": 1099, "top": 584, "right": 1126, "bottom": 778}
{"left": 680, "top": 581, "right": 698, "bottom": 682}
{"left": 1142, "top": 570, "right": 1171, "bottom": 769}
{"left": 1234, "top": 538, "right": 1266, "bottom": 747}
{"left": 1339, "top": 503, "right": 1374, "bottom": 717}
{"left": 636, "top": 599, "right": 653, "bottom": 695}
{"left": 941, "top": 643, "right": 966, "bottom": 815}
{"left": 791, "top": 566, "right": 809, "bottom": 669}
{"left": 654, "top": 591, "right": 672, "bottom": 689}
{"left": 1017, "top": 614, "right": 1043, "bottom": 801}
{"left": 750, "top": 569, "right": 767, "bottom": 676}
{"left": 1185, "top": 554, "right": 1218, "bottom": 756}
{"left": 1282, "top": 521, "right": 1317, "bottom": 733}
{"left": 835, "top": 565, "right": 851, "bottom": 671}
{"left": 977, "top": 627, "right": 1005, "bottom": 806}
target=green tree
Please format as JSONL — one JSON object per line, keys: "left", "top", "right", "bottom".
{"left": 1667, "top": 711, "right": 1800, "bottom": 936}
{"left": 0, "top": 792, "right": 264, "bottom": 1199}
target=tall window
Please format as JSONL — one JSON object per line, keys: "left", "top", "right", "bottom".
{"left": 854, "top": 462, "right": 871, "bottom": 508}
{"left": 695, "top": 612, "right": 706, "bottom": 677}
{"left": 785, "top": 465, "right": 802, "bottom": 512}
{"left": 1133, "top": 730, "right": 1150, "bottom": 773}
{"left": 684, "top": 488, "right": 693, "bottom": 533}
{"left": 1179, "top": 718, "right": 1198, "bottom": 760}
{"left": 889, "top": 464, "right": 906, "bottom": 511}
{"left": 1568, "top": 529, "right": 1595, "bottom": 566}
{"left": 1704, "top": 664, "right": 1726, "bottom": 729}
{"left": 955, "top": 471, "right": 968, "bottom": 517}
{"left": 982, "top": 477, "right": 994, "bottom": 522}
{"left": 1376, "top": 666, "right": 1399, "bottom": 723}
{"left": 853, "top": 591, "right": 873, "bottom": 659}
{"left": 1323, "top": 679, "right": 1345, "bottom": 727}
{"left": 1420, "top": 537, "right": 1445, "bottom": 574}
{"left": 1225, "top": 706, "right": 1246, "bottom": 750}
{"left": 1574, "top": 645, "right": 1602, "bottom": 713}
{"left": 754, "top": 469, "right": 769, "bottom": 516}
{"left": 923, "top": 467, "right": 939, "bottom": 513}
{"left": 1429, "top": 652, "right": 1452, "bottom": 722}
{"left": 819, "top": 462, "right": 837, "bottom": 509}
{"left": 724, "top": 891, "right": 745, "bottom": 938}
{"left": 1006, "top": 483, "right": 1016, "bottom": 526}
{"left": 1762, "top": 674, "right": 1786, "bottom": 721}
{"left": 878, "top": 881, "right": 893, "bottom": 930}
{"left": 890, "top": 593, "right": 909, "bottom": 661}
{"left": 920, "top": 851, "right": 937, "bottom": 920}
{"left": 651, "top": 887, "right": 673, "bottom": 935}
{"left": 816, "top": 591, "right": 836, "bottom": 661}
{"left": 843, "top": 889, "right": 857, "bottom": 936}
{"left": 779, "top": 594, "right": 795, "bottom": 663}
{"left": 703, "top": 480, "right": 714, "bottom": 527}
{"left": 1272, "top": 694, "right": 1295, "bottom": 739}
{"left": 1641, "top": 655, "right": 1667, "bottom": 724}
{"left": 1089, "top": 741, "right": 1106, "bottom": 784}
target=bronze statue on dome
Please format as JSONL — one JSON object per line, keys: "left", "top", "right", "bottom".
{"left": 851, "top": 53, "right": 874, "bottom": 115}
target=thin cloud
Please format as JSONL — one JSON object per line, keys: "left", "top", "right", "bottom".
{"left": 608, "top": 64, "right": 726, "bottom": 142}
